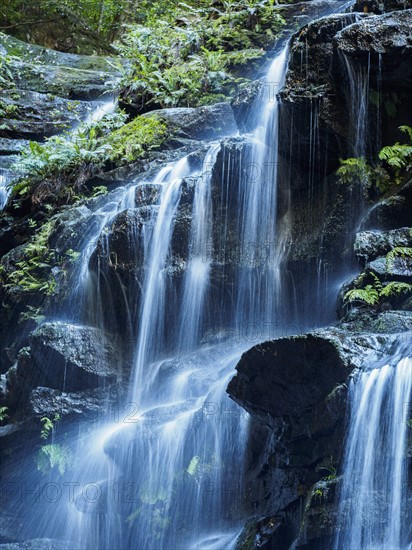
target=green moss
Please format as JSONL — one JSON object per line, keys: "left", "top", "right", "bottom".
{"left": 106, "top": 114, "right": 168, "bottom": 163}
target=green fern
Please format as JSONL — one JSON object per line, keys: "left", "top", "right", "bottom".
{"left": 345, "top": 285, "right": 380, "bottom": 306}
{"left": 399, "top": 125, "right": 412, "bottom": 142}
{"left": 336, "top": 157, "right": 371, "bottom": 186}
{"left": 36, "top": 443, "right": 72, "bottom": 476}
{"left": 378, "top": 144, "right": 412, "bottom": 169}
{"left": 345, "top": 271, "right": 412, "bottom": 308}
{"left": 0, "top": 406, "right": 9, "bottom": 422}
{"left": 380, "top": 281, "right": 412, "bottom": 298}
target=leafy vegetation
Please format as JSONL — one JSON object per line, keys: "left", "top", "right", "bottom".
{"left": 337, "top": 126, "right": 412, "bottom": 195}
{"left": 8, "top": 109, "right": 167, "bottom": 207}
{"left": 106, "top": 115, "right": 168, "bottom": 163}
{"left": 0, "top": 406, "right": 9, "bottom": 422}
{"left": 0, "top": 220, "right": 58, "bottom": 295}
{"left": 36, "top": 443, "right": 72, "bottom": 475}
{"left": 114, "top": 0, "right": 285, "bottom": 108}
{"left": 40, "top": 413, "right": 61, "bottom": 439}
{"left": 10, "top": 111, "right": 125, "bottom": 202}
{"left": 386, "top": 245, "right": 412, "bottom": 271}
{"left": 345, "top": 272, "right": 412, "bottom": 309}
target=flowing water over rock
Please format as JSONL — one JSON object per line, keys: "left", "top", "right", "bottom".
{"left": 335, "top": 345, "right": 412, "bottom": 550}
{"left": 4, "top": 2, "right": 411, "bottom": 548}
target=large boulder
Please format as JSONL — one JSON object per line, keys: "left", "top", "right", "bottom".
{"left": 0, "top": 32, "right": 118, "bottom": 100}
{"left": 28, "top": 322, "right": 120, "bottom": 392}
{"left": 354, "top": 227, "right": 412, "bottom": 264}
{"left": 228, "top": 328, "right": 400, "bottom": 549}
{"left": 227, "top": 333, "right": 351, "bottom": 418}
{"left": 145, "top": 102, "right": 238, "bottom": 142}
{"left": 0, "top": 90, "right": 92, "bottom": 140}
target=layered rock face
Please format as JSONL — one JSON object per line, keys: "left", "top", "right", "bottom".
{"left": 276, "top": 7, "right": 412, "bottom": 301}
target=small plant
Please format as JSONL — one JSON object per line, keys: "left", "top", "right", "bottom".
{"left": 65, "top": 249, "right": 81, "bottom": 263}
{"left": 1, "top": 220, "right": 57, "bottom": 296}
{"left": 91, "top": 185, "right": 108, "bottom": 197}
{"left": 336, "top": 157, "right": 371, "bottom": 187}
{"left": 345, "top": 272, "right": 412, "bottom": 308}
{"left": 18, "top": 306, "right": 46, "bottom": 325}
{"left": 36, "top": 443, "right": 72, "bottom": 476}
{"left": 0, "top": 406, "right": 9, "bottom": 422}
{"left": 40, "top": 413, "right": 61, "bottom": 440}
{"left": 337, "top": 125, "right": 412, "bottom": 194}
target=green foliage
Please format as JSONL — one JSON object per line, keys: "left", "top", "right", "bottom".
{"left": 114, "top": 0, "right": 285, "bottom": 107}
{"left": 0, "top": 55, "right": 17, "bottom": 89}
{"left": 344, "top": 271, "right": 412, "bottom": 309}
{"left": 107, "top": 115, "right": 168, "bottom": 163}
{"left": 0, "top": 406, "right": 9, "bottom": 422}
{"left": 40, "top": 413, "right": 60, "bottom": 439}
{"left": 19, "top": 305, "right": 46, "bottom": 325}
{"left": 10, "top": 110, "right": 127, "bottom": 201}
{"left": 0, "top": 220, "right": 58, "bottom": 296}
{"left": 336, "top": 157, "right": 371, "bottom": 186}
{"left": 91, "top": 185, "right": 108, "bottom": 197}
{"left": 36, "top": 443, "right": 72, "bottom": 476}
{"left": 345, "top": 285, "right": 380, "bottom": 306}
{"left": 379, "top": 143, "right": 412, "bottom": 169}
{"left": 65, "top": 248, "right": 81, "bottom": 262}
{"left": 380, "top": 281, "right": 412, "bottom": 298}
{"left": 386, "top": 246, "right": 412, "bottom": 271}
{"left": 337, "top": 125, "right": 412, "bottom": 194}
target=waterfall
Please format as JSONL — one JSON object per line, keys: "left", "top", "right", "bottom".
{"left": 3, "top": 2, "right": 369, "bottom": 549}
{"left": 0, "top": 168, "right": 12, "bottom": 209}
{"left": 235, "top": 45, "right": 289, "bottom": 329}
{"left": 335, "top": 348, "right": 412, "bottom": 550}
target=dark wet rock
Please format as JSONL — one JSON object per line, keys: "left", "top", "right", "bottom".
{"left": 0, "top": 90, "right": 92, "bottom": 139}
{"left": 146, "top": 103, "right": 238, "bottom": 142}
{"left": 336, "top": 9, "right": 412, "bottom": 61}
{"left": 135, "top": 183, "right": 162, "bottom": 207}
{"left": 367, "top": 255, "right": 412, "bottom": 280}
{"left": 228, "top": 334, "right": 351, "bottom": 418}
{"left": 352, "top": 0, "right": 412, "bottom": 14}
{"left": 354, "top": 227, "right": 412, "bottom": 264}
{"left": 88, "top": 208, "right": 148, "bottom": 335}
{"left": 362, "top": 180, "right": 412, "bottom": 230}
{"left": 1, "top": 32, "right": 118, "bottom": 100}
{"left": 340, "top": 309, "right": 412, "bottom": 333}
{"left": 228, "top": 328, "right": 398, "bottom": 549}
{"left": 27, "top": 385, "right": 121, "bottom": 422}
{"left": 230, "top": 79, "right": 263, "bottom": 133}
{"left": 282, "top": 13, "right": 362, "bottom": 103}
{"left": 28, "top": 322, "right": 120, "bottom": 391}
{"left": 293, "top": 477, "right": 341, "bottom": 549}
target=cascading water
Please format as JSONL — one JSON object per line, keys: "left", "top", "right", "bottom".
{"left": 234, "top": 46, "right": 289, "bottom": 329}
{"left": 335, "top": 345, "right": 412, "bottom": 550}
{"left": 5, "top": 2, "right": 383, "bottom": 549}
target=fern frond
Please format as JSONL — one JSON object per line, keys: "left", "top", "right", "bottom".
{"left": 344, "top": 286, "right": 379, "bottom": 306}
{"left": 399, "top": 125, "right": 412, "bottom": 142}
{"left": 380, "top": 282, "right": 412, "bottom": 298}
{"left": 386, "top": 247, "right": 412, "bottom": 271}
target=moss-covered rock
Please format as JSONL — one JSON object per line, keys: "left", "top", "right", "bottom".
{"left": 0, "top": 32, "right": 118, "bottom": 100}
{"left": 106, "top": 115, "right": 168, "bottom": 164}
